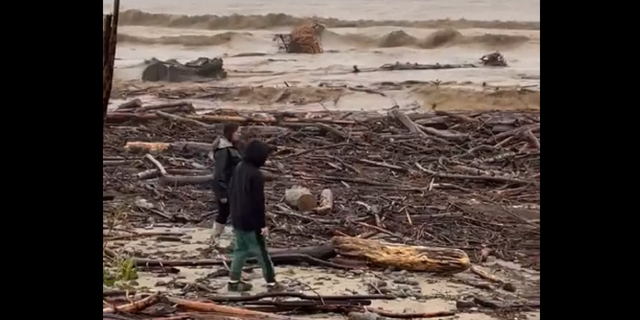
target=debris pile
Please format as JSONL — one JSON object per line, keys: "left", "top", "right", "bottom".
{"left": 102, "top": 293, "right": 458, "bottom": 319}
{"left": 480, "top": 52, "right": 508, "bottom": 67}
{"left": 104, "top": 103, "right": 540, "bottom": 269}
{"left": 273, "top": 23, "right": 326, "bottom": 54}
{"left": 142, "top": 57, "right": 228, "bottom": 82}
{"left": 103, "top": 102, "right": 540, "bottom": 319}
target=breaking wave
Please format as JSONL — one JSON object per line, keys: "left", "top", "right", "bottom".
{"left": 118, "top": 28, "right": 530, "bottom": 49}
{"left": 115, "top": 9, "right": 540, "bottom": 30}
{"left": 118, "top": 32, "right": 251, "bottom": 46}
{"left": 325, "top": 29, "right": 531, "bottom": 49}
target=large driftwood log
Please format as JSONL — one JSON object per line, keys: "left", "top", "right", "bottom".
{"left": 379, "top": 62, "right": 476, "bottom": 71}
{"left": 285, "top": 185, "right": 318, "bottom": 211}
{"left": 331, "top": 236, "right": 471, "bottom": 273}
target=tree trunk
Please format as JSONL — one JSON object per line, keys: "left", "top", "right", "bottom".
{"left": 331, "top": 236, "right": 470, "bottom": 274}
{"left": 285, "top": 185, "right": 318, "bottom": 211}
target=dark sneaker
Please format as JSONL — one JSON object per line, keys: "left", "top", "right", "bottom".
{"left": 228, "top": 281, "right": 253, "bottom": 292}
{"left": 266, "top": 283, "right": 285, "bottom": 292}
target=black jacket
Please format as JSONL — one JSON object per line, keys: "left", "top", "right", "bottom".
{"left": 212, "top": 137, "right": 242, "bottom": 200}
{"left": 229, "top": 140, "right": 271, "bottom": 231}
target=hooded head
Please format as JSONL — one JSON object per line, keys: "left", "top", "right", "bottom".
{"left": 222, "top": 122, "right": 240, "bottom": 142}
{"left": 243, "top": 140, "right": 271, "bottom": 168}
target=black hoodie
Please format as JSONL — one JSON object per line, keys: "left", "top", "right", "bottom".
{"left": 229, "top": 140, "right": 271, "bottom": 231}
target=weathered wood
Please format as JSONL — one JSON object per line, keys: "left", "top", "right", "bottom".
{"left": 390, "top": 109, "right": 426, "bottom": 137}
{"left": 331, "top": 236, "right": 471, "bottom": 273}
{"left": 122, "top": 243, "right": 337, "bottom": 267}
{"left": 314, "top": 188, "right": 333, "bottom": 213}
{"left": 379, "top": 63, "right": 476, "bottom": 71}
{"left": 166, "top": 297, "right": 303, "bottom": 320}
{"left": 115, "top": 99, "right": 143, "bottom": 111}
{"left": 102, "top": 13, "right": 112, "bottom": 129}
{"left": 124, "top": 141, "right": 212, "bottom": 154}
{"left": 285, "top": 185, "right": 318, "bottom": 211}
{"left": 102, "top": 0, "right": 120, "bottom": 128}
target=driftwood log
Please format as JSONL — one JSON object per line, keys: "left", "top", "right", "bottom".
{"left": 124, "top": 141, "right": 212, "bottom": 155}
{"left": 135, "top": 153, "right": 273, "bottom": 185}
{"left": 108, "top": 237, "right": 470, "bottom": 273}
{"left": 379, "top": 62, "right": 476, "bottom": 71}
{"left": 285, "top": 186, "right": 318, "bottom": 211}
{"left": 314, "top": 189, "right": 333, "bottom": 213}
{"left": 111, "top": 243, "right": 339, "bottom": 268}
{"left": 167, "top": 296, "right": 305, "bottom": 320}
{"left": 331, "top": 236, "right": 471, "bottom": 273}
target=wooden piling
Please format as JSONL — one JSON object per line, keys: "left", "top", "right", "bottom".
{"left": 102, "top": 0, "right": 120, "bottom": 129}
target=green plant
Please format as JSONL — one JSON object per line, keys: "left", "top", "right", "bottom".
{"left": 115, "top": 257, "right": 138, "bottom": 281}
{"left": 103, "top": 205, "right": 135, "bottom": 286}
{"left": 103, "top": 266, "right": 115, "bottom": 286}
{"left": 103, "top": 257, "right": 138, "bottom": 287}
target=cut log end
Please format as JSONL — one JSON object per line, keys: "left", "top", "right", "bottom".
{"left": 284, "top": 185, "right": 318, "bottom": 211}
{"left": 297, "top": 194, "right": 318, "bottom": 211}
{"left": 331, "top": 236, "right": 471, "bottom": 274}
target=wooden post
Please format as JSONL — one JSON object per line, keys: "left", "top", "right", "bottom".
{"left": 103, "top": 0, "right": 121, "bottom": 129}
{"left": 102, "top": 15, "right": 112, "bottom": 76}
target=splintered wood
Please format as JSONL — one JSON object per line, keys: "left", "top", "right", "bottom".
{"left": 332, "top": 236, "right": 471, "bottom": 273}
{"left": 314, "top": 189, "right": 333, "bottom": 213}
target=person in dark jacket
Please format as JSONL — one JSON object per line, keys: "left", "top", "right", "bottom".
{"left": 226, "top": 140, "right": 280, "bottom": 292}
{"left": 210, "top": 122, "right": 243, "bottom": 245}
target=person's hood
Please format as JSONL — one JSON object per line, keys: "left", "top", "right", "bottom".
{"left": 243, "top": 140, "right": 271, "bottom": 168}
{"left": 217, "top": 136, "right": 233, "bottom": 149}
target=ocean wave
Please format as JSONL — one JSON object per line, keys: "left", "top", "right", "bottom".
{"left": 118, "top": 28, "right": 530, "bottom": 49}
{"left": 325, "top": 29, "right": 531, "bottom": 49}
{"left": 118, "top": 32, "right": 251, "bottom": 46}
{"left": 114, "top": 9, "right": 539, "bottom": 30}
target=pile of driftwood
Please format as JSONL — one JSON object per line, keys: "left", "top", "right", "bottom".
{"left": 102, "top": 292, "right": 458, "bottom": 320}
{"left": 103, "top": 102, "right": 540, "bottom": 271}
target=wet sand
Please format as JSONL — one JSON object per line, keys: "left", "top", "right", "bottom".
{"left": 112, "top": 81, "right": 539, "bottom": 113}
{"left": 106, "top": 226, "right": 540, "bottom": 320}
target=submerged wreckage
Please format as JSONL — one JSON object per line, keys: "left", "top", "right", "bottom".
{"left": 142, "top": 57, "right": 228, "bottom": 82}
{"left": 364, "top": 52, "right": 510, "bottom": 72}
{"left": 273, "top": 22, "right": 326, "bottom": 54}
{"left": 139, "top": 50, "right": 508, "bottom": 83}
{"left": 480, "top": 52, "right": 508, "bottom": 67}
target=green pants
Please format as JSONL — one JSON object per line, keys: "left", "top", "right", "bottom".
{"left": 229, "top": 229, "right": 276, "bottom": 283}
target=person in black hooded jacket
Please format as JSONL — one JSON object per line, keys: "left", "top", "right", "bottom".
{"left": 226, "top": 140, "right": 280, "bottom": 292}
{"left": 210, "top": 122, "right": 243, "bottom": 246}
